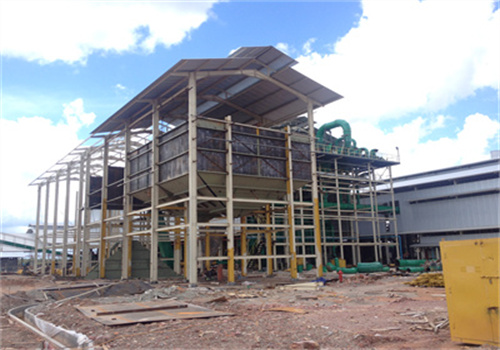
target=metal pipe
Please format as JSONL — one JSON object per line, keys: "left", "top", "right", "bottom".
{"left": 316, "top": 119, "right": 352, "bottom": 146}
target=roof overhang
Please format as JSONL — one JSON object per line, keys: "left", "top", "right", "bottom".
{"left": 92, "top": 46, "right": 342, "bottom": 135}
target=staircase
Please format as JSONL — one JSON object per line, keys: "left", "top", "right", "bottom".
{"left": 86, "top": 240, "right": 181, "bottom": 280}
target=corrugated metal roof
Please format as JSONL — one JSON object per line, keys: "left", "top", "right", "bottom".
{"left": 92, "top": 46, "right": 342, "bottom": 134}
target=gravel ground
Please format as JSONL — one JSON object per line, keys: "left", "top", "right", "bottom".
{"left": 0, "top": 272, "right": 496, "bottom": 349}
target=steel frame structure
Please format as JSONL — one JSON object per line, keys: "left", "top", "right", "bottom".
{"left": 29, "top": 47, "right": 399, "bottom": 284}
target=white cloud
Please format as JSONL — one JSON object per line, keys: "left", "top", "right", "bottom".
{"left": 295, "top": 0, "right": 499, "bottom": 123}
{"left": 276, "top": 42, "right": 293, "bottom": 56}
{"left": 0, "top": 99, "right": 94, "bottom": 233}
{"left": 0, "top": 0, "right": 219, "bottom": 64}
{"left": 63, "top": 98, "right": 96, "bottom": 127}
{"left": 291, "top": 0, "right": 499, "bottom": 175}
{"left": 302, "top": 38, "right": 316, "bottom": 55}
{"left": 346, "top": 113, "right": 500, "bottom": 177}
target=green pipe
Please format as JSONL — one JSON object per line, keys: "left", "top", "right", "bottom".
{"left": 357, "top": 262, "right": 384, "bottom": 273}
{"left": 316, "top": 119, "right": 352, "bottom": 146}
{"left": 397, "top": 259, "right": 426, "bottom": 267}
{"left": 338, "top": 267, "right": 358, "bottom": 274}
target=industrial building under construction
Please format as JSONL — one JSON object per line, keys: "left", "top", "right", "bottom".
{"left": 29, "top": 46, "right": 400, "bottom": 285}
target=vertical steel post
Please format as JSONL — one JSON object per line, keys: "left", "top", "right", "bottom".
{"left": 150, "top": 100, "right": 160, "bottom": 282}
{"left": 241, "top": 216, "right": 247, "bottom": 276}
{"left": 42, "top": 180, "right": 50, "bottom": 274}
{"left": 285, "top": 126, "right": 297, "bottom": 279}
{"left": 122, "top": 127, "right": 132, "bottom": 279}
{"left": 205, "top": 230, "right": 211, "bottom": 272}
{"left": 367, "top": 163, "right": 379, "bottom": 262}
{"left": 307, "top": 103, "right": 323, "bottom": 276}
{"left": 51, "top": 170, "right": 60, "bottom": 274}
{"left": 187, "top": 72, "right": 198, "bottom": 286}
{"left": 62, "top": 163, "right": 71, "bottom": 276}
{"left": 34, "top": 184, "right": 42, "bottom": 272}
{"left": 371, "top": 168, "right": 383, "bottom": 261}
{"left": 74, "top": 152, "right": 85, "bottom": 276}
{"left": 333, "top": 159, "right": 345, "bottom": 260}
{"left": 99, "top": 140, "right": 109, "bottom": 278}
{"left": 184, "top": 211, "right": 188, "bottom": 279}
{"left": 82, "top": 150, "right": 92, "bottom": 276}
{"left": 389, "top": 166, "right": 400, "bottom": 259}
{"left": 174, "top": 216, "right": 181, "bottom": 274}
{"left": 265, "top": 204, "right": 273, "bottom": 276}
{"left": 225, "top": 116, "right": 235, "bottom": 284}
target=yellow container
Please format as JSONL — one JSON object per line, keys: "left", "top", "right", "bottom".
{"left": 330, "top": 258, "right": 346, "bottom": 268}
{"left": 440, "top": 238, "right": 499, "bottom": 346}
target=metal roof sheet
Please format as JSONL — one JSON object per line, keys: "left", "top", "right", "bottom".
{"left": 92, "top": 46, "right": 342, "bottom": 134}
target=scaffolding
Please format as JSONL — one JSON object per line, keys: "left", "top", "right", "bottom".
{"left": 29, "top": 46, "right": 399, "bottom": 284}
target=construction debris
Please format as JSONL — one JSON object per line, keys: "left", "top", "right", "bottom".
{"left": 281, "top": 282, "right": 323, "bottom": 291}
{"left": 77, "top": 300, "right": 233, "bottom": 325}
{"left": 404, "top": 273, "right": 445, "bottom": 288}
{"left": 266, "top": 307, "right": 308, "bottom": 314}
{"left": 2, "top": 274, "right": 454, "bottom": 349}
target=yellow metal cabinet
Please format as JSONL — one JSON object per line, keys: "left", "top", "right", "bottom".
{"left": 440, "top": 238, "right": 499, "bottom": 346}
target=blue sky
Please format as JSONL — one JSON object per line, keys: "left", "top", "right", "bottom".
{"left": 1, "top": 0, "right": 499, "bottom": 233}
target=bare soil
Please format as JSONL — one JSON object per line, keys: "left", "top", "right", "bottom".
{"left": 0, "top": 272, "right": 494, "bottom": 350}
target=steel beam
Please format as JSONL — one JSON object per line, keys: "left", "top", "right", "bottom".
{"left": 51, "top": 171, "right": 60, "bottom": 274}
{"left": 99, "top": 140, "right": 109, "bottom": 278}
{"left": 225, "top": 116, "right": 235, "bottom": 284}
{"left": 187, "top": 72, "right": 198, "bottom": 286}
{"left": 42, "top": 180, "right": 50, "bottom": 274}
{"left": 34, "top": 184, "right": 42, "bottom": 272}
{"left": 150, "top": 100, "right": 160, "bottom": 282}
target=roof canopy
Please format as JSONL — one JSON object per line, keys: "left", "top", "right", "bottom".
{"left": 92, "top": 46, "right": 342, "bottom": 134}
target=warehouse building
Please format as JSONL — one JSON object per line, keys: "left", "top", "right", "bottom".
{"left": 29, "top": 46, "right": 400, "bottom": 284}
{"left": 377, "top": 155, "right": 500, "bottom": 259}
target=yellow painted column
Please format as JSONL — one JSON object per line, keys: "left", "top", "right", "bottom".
{"left": 265, "top": 205, "right": 273, "bottom": 276}
{"left": 285, "top": 127, "right": 297, "bottom": 279}
{"left": 205, "top": 229, "right": 211, "bottom": 271}
{"left": 174, "top": 216, "right": 181, "bottom": 274}
{"left": 241, "top": 216, "right": 247, "bottom": 276}
{"left": 183, "top": 214, "right": 188, "bottom": 279}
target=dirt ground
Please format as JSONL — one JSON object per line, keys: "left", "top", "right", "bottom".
{"left": 0, "top": 272, "right": 495, "bottom": 350}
